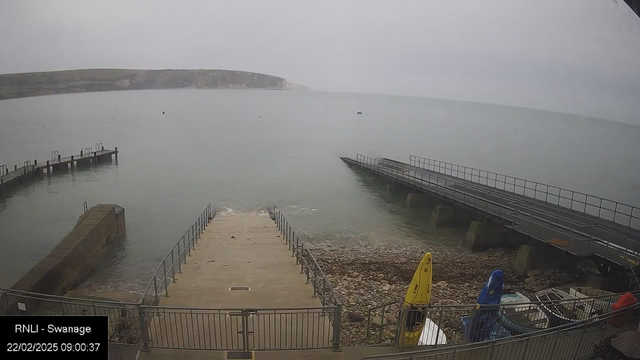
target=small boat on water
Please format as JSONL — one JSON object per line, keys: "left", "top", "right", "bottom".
{"left": 499, "top": 290, "right": 549, "bottom": 334}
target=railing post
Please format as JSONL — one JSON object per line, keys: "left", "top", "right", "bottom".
{"left": 137, "top": 305, "right": 150, "bottom": 351}
{"left": 300, "top": 243, "right": 305, "bottom": 274}
{"left": 434, "top": 307, "right": 444, "bottom": 347}
{"left": 171, "top": 250, "right": 176, "bottom": 282}
{"left": 177, "top": 241, "right": 182, "bottom": 273}
{"left": 190, "top": 225, "right": 194, "bottom": 252}
{"left": 332, "top": 304, "right": 342, "bottom": 351}
{"left": 163, "top": 261, "right": 169, "bottom": 297}
{"left": 183, "top": 236, "right": 188, "bottom": 263}
{"left": 153, "top": 276, "right": 158, "bottom": 305}
{"left": 292, "top": 235, "right": 296, "bottom": 257}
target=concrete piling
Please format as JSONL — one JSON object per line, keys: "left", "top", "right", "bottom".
{"left": 405, "top": 192, "right": 428, "bottom": 208}
{"left": 464, "top": 221, "right": 507, "bottom": 251}
{"left": 430, "top": 205, "right": 472, "bottom": 227}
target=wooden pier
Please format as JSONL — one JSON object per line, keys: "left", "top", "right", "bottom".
{"left": 0, "top": 146, "right": 118, "bottom": 192}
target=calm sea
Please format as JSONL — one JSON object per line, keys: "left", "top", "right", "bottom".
{"left": 1, "top": 89, "right": 639, "bottom": 291}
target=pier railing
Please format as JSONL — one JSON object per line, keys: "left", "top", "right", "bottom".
{"left": 362, "top": 301, "right": 640, "bottom": 360}
{"left": 353, "top": 154, "right": 639, "bottom": 264}
{"left": 408, "top": 155, "right": 640, "bottom": 230}
{"left": 272, "top": 204, "right": 340, "bottom": 307}
{"left": 272, "top": 204, "right": 342, "bottom": 351}
{"left": 140, "top": 203, "right": 214, "bottom": 305}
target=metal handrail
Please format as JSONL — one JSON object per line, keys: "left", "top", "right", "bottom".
{"left": 364, "top": 289, "right": 639, "bottom": 346}
{"left": 409, "top": 155, "right": 640, "bottom": 230}
{"left": 1, "top": 287, "right": 138, "bottom": 307}
{"left": 366, "top": 289, "right": 639, "bottom": 313}
{"left": 272, "top": 205, "right": 340, "bottom": 307}
{"left": 140, "top": 203, "right": 214, "bottom": 305}
{"left": 354, "top": 154, "right": 636, "bottom": 262}
{"left": 363, "top": 302, "right": 640, "bottom": 359}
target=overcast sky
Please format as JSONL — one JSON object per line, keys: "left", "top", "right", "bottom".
{"left": 1, "top": 0, "right": 639, "bottom": 124}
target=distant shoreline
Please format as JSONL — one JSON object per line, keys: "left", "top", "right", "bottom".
{"left": 0, "top": 68, "right": 308, "bottom": 101}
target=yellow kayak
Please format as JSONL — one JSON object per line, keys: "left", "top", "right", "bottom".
{"left": 401, "top": 252, "right": 432, "bottom": 346}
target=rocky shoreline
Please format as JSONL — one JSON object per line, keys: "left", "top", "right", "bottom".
{"left": 312, "top": 243, "right": 590, "bottom": 346}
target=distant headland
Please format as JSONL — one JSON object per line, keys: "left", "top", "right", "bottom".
{"left": 0, "top": 68, "right": 309, "bottom": 100}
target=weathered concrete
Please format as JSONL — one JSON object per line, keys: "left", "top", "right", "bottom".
{"left": 514, "top": 244, "right": 538, "bottom": 276}
{"left": 161, "top": 212, "right": 318, "bottom": 308}
{"left": 148, "top": 212, "right": 329, "bottom": 350}
{"left": 405, "top": 193, "right": 428, "bottom": 208}
{"left": 430, "top": 205, "right": 471, "bottom": 227}
{"left": 464, "top": 221, "right": 508, "bottom": 251}
{"left": 514, "top": 243, "right": 573, "bottom": 276}
{"left": 10, "top": 204, "right": 126, "bottom": 295}
{"left": 386, "top": 184, "right": 408, "bottom": 194}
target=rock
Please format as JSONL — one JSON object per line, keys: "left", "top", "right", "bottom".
{"left": 382, "top": 284, "right": 391, "bottom": 291}
{"left": 524, "top": 276, "right": 535, "bottom": 284}
{"left": 347, "top": 313, "right": 365, "bottom": 322}
{"left": 544, "top": 270, "right": 555, "bottom": 276}
{"left": 231, "top": 236, "right": 235, "bottom": 239}
{"left": 467, "top": 292, "right": 477, "bottom": 299}
{"left": 385, "top": 314, "right": 397, "bottom": 324}
{"left": 377, "top": 274, "right": 385, "bottom": 280}
{"left": 527, "top": 269, "right": 542, "bottom": 277}
{"left": 435, "top": 281, "right": 447, "bottom": 287}
{"left": 381, "top": 280, "right": 389, "bottom": 285}
{"left": 348, "top": 298, "right": 356, "bottom": 305}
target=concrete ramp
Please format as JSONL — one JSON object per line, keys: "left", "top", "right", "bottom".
{"left": 160, "top": 211, "right": 319, "bottom": 308}
{"left": 145, "top": 211, "right": 333, "bottom": 351}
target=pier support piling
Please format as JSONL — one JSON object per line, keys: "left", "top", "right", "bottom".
{"left": 430, "top": 205, "right": 472, "bottom": 227}
{"left": 464, "top": 221, "right": 507, "bottom": 251}
{"left": 405, "top": 192, "right": 428, "bottom": 208}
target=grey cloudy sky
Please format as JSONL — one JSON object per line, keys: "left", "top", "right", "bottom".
{"left": 1, "top": 0, "right": 639, "bottom": 124}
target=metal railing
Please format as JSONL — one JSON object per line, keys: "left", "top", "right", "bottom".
{"left": 0, "top": 288, "right": 144, "bottom": 345}
{"left": 272, "top": 204, "right": 340, "bottom": 307}
{"left": 353, "top": 155, "right": 639, "bottom": 267}
{"left": 362, "top": 302, "right": 640, "bottom": 360}
{"left": 141, "top": 305, "right": 338, "bottom": 350}
{"left": 409, "top": 155, "right": 640, "bottom": 230}
{"left": 140, "top": 204, "right": 214, "bottom": 305}
{"left": 364, "top": 290, "right": 639, "bottom": 348}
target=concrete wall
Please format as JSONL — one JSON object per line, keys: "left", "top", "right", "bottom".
{"left": 10, "top": 204, "right": 126, "bottom": 295}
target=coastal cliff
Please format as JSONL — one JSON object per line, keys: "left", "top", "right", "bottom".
{"left": 0, "top": 69, "right": 306, "bottom": 100}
